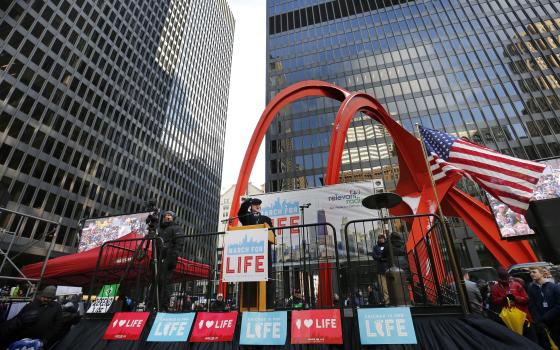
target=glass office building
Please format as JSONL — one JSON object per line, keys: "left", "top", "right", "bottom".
{"left": 266, "top": 0, "right": 560, "bottom": 265}
{"left": 0, "top": 0, "right": 234, "bottom": 258}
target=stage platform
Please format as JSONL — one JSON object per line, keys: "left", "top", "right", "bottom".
{"left": 54, "top": 309, "right": 540, "bottom": 349}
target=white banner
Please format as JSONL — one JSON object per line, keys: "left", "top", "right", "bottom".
{"left": 257, "top": 181, "right": 383, "bottom": 261}
{"left": 222, "top": 228, "right": 269, "bottom": 282}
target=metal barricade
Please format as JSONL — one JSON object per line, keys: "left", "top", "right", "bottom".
{"left": 270, "top": 222, "right": 342, "bottom": 310}
{"left": 343, "top": 214, "right": 466, "bottom": 314}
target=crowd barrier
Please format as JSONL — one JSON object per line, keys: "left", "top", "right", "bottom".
{"left": 85, "top": 214, "right": 466, "bottom": 315}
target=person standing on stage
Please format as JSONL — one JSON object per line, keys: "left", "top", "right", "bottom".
{"left": 237, "top": 198, "right": 273, "bottom": 227}
{"left": 372, "top": 234, "right": 389, "bottom": 304}
{"left": 158, "top": 210, "right": 183, "bottom": 311}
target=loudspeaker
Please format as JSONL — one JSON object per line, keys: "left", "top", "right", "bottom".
{"left": 525, "top": 198, "right": 560, "bottom": 264}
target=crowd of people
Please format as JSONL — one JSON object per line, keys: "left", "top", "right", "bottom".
{"left": 479, "top": 266, "right": 560, "bottom": 349}
{"left": 488, "top": 196, "right": 535, "bottom": 238}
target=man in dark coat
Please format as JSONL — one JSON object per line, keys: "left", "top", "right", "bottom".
{"left": 210, "top": 293, "right": 227, "bottom": 312}
{"left": 287, "top": 289, "right": 305, "bottom": 309}
{"left": 237, "top": 198, "right": 273, "bottom": 227}
{"left": 371, "top": 234, "right": 389, "bottom": 304}
{"left": 158, "top": 211, "right": 184, "bottom": 310}
{"left": 528, "top": 266, "right": 560, "bottom": 348}
{"left": 0, "top": 286, "right": 63, "bottom": 348}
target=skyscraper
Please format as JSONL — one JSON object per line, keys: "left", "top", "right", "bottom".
{"left": 266, "top": 1, "right": 560, "bottom": 265}
{"left": 0, "top": 0, "right": 234, "bottom": 258}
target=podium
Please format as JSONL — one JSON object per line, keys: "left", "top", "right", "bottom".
{"left": 227, "top": 224, "right": 275, "bottom": 311}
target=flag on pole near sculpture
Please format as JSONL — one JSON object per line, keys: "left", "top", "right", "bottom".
{"left": 419, "top": 126, "right": 546, "bottom": 214}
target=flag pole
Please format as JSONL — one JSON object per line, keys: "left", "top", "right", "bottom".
{"left": 414, "top": 124, "right": 469, "bottom": 315}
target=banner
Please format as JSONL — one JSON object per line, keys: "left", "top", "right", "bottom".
{"left": 258, "top": 181, "right": 382, "bottom": 261}
{"left": 102, "top": 312, "right": 150, "bottom": 340}
{"left": 147, "top": 313, "right": 195, "bottom": 342}
{"left": 87, "top": 283, "right": 119, "bottom": 313}
{"left": 239, "top": 311, "right": 287, "bottom": 345}
{"left": 222, "top": 228, "right": 268, "bottom": 282}
{"left": 189, "top": 312, "right": 238, "bottom": 342}
{"left": 290, "top": 309, "right": 342, "bottom": 344}
{"left": 357, "top": 307, "right": 417, "bottom": 345}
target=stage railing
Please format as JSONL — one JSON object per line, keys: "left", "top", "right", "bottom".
{"left": 87, "top": 217, "right": 467, "bottom": 315}
{"left": 87, "top": 236, "right": 163, "bottom": 311}
{"left": 343, "top": 214, "right": 466, "bottom": 313}
{"left": 269, "top": 222, "right": 342, "bottom": 310}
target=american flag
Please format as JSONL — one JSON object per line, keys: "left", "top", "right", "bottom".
{"left": 419, "top": 126, "right": 546, "bottom": 214}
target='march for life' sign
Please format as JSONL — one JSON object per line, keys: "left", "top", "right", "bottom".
{"left": 222, "top": 228, "right": 268, "bottom": 282}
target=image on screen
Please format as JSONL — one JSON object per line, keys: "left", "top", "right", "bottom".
{"left": 486, "top": 193, "right": 535, "bottom": 240}
{"left": 78, "top": 212, "right": 151, "bottom": 252}
{"left": 531, "top": 157, "right": 560, "bottom": 201}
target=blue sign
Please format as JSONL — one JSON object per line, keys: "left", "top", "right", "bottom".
{"left": 147, "top": 313, "right": 195, "bottom": 342}
{"left": 239, "top": 311, "right": 287, "bottom": 345}
{"left": 357, "top": 307, "right": 417, "bottom": 345}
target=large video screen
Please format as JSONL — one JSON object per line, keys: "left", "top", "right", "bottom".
{"left": 486, "top": 193, "right": 535, "bottom": 240}
{"left": 531, "top": 157, "right": 560, "bottom": 201}
{"left": 78, "top": 212, "right": 151, "bottom": 252}
{"left": 488, "top": 157, "right": 560, "bottom": 240}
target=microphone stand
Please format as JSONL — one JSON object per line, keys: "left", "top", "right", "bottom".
{"left": 299, "top": 203, "right": 312, "bottom": 307}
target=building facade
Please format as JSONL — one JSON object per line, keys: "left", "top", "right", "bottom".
{"left": 266, "top": 0, "right": 560, "bottom": 266}
{"left": 0, "top": 0, "right": 234, "bottom": 259}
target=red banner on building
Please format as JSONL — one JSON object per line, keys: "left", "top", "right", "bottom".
{"left": 102, "top": 312, "right": 150, "bottom": 340}
{"left": 290, "top": 309, "right": 342, "bottom": 344}
{"left": 189, "top": 312, "right": 238, "bottom": 342}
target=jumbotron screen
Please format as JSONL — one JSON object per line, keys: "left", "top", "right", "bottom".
{"left": 487, "top": 157, "right": 560, "bottom": 240}
{"left": 531, "top": 157, "right": 560, "bottom": 201}
{"left": 78, "top": 212, "right": 151, "bottom": 252}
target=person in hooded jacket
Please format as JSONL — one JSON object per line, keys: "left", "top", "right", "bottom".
{"left": 528, "top": 266, "right": 560, "bottom": 349}
{"left": 0, "top": 286, "right": 62, "bottom": 349}
{"left": 158, "top": 211, "right": 184, "bottom": 310}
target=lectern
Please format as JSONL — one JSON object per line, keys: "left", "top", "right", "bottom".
{"left": 227, "top": 223, "right": 275, "bottom": 311}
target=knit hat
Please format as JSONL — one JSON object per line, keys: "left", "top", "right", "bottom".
{"left": 39, "top": 285, "right": 57, "bottom": 299}
{"left": 163, "top": 211, "right": 176, "bottom": 219}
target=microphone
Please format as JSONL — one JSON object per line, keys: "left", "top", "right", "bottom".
{"left": 221, "top": 212, "right": 253, "bottom": 223}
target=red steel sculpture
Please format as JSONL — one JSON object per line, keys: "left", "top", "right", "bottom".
{"left": 226, "top": 80, "right": 537, "bottom": 304}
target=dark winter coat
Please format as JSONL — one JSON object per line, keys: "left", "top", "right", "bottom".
{"left": 2, "top": 299, "right": 63, "bottom": 347}
{"left": 372, "top": 243, "right": 388, "bottom": 273}
{"left": 528, "top": 281, "right": 560, "bottom": 326}
{"left": 158, "top": 221, "right": 183, "bottom": 263}
{"left": 210, "top": 299, "right": 227, "bottom": 312}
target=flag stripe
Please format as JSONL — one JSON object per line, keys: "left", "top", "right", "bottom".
{"left": 454, "top": 164, "right": 534, "bottom": 193}
{"left": 455, "top": 139, "right": 547, "bottom": 170}
{"left": 477, "top": 179, "right": 534, "bottom": 202}
{"left": 453, "top": 141, "right": 545, "bottom": 178}
{"left": 447, "top": 155, "right": 539, "bottom": 188}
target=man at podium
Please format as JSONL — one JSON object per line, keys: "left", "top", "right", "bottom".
{"left": 238, "top": 198, "right": 273, "bottom": 227}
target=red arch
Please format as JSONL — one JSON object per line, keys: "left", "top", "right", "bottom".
{"left": 229, "top": 81, "right": 536, "bottom": 267}
{"left": 229, "top": 80, "right": 350, "bottom": 220}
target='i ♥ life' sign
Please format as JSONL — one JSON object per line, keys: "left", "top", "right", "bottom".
{"left": 103, "top": 312, "right": 150, "bottom": 340}
{"left": 189, "top": 312, "right": 238, "bottom": 342}
{"left": 290, "top": 309, "right": 342, "bottom": 344}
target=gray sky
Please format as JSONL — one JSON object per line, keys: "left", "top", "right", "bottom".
{"left": 221, "top": 0, "right": 267, "bottom": 192}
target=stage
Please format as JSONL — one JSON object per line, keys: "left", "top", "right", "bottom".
{"left": 55, "top": 309, "right": 540, "bottom": 349}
